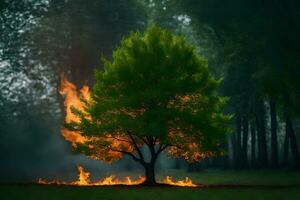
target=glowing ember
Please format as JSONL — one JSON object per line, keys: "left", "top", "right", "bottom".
{"left": 38, "top": 166, "right": 197, "bottom": 187}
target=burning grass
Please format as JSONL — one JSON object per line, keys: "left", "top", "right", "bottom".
{"left": 2, "top": 170, "right": 300, "bottom": 200}
{"left": 38, "top": 166, "right": 197, "bottom": 187}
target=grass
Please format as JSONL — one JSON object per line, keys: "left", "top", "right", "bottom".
{"left": 160, "top": 169, "right": 300, "bottom": 186}
{"left": 1, "top": 170, "right": 300, "bottom": 200}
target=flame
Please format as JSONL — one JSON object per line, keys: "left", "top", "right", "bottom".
{"left": 38, "top": 166, "right": 197, "bottom": 187}
{"left": 38, "top": 165, "right": 145, "bottom": 186}
{"left": 75, "top": 166, "right": 90, "bottom": 185}
{"left": 59, "top": 73, "right": 90, "bottom": 144}
{"left": 162, "top": 176, "right": 197, "bottom": 187}
{"left": 59, "top": 74, "right": 134, "bottom": 161}
{"left": 59, "top": 73, "right": 90, "bottom": 124}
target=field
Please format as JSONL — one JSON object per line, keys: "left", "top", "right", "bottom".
{"left": 1, "top": 170, "right": 300, "bottom": 200}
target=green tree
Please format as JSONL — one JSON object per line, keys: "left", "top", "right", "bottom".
{"left": 66, "top": 25, "right": 230, "bottom": 185}
{"left": 172, "top": 0, "right": 300, "bottom": 169}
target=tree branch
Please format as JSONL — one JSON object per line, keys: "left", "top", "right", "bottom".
{"left": 126, "top": 130, "right": 145, "bottom": 161}
{"left": 108, "top": 147, "right": 144, "bottom": 164}
{"left": 139, "top": 136, "right": 149, "bottom": 145}
{"left": 157, "top": 144, "right": 170, "bottom": 154}
{"left": 153, "top": 137, "right": 158, "bottom": 145}
{"left": 146, "top": 136, "right": 153, "bottom": 145}
{"left": 95, "top": 141, "right": 145, "bottom": 165}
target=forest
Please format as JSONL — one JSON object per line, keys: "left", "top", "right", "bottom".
{"left": 1, "top": 0, "right": 300, "bottom": 199}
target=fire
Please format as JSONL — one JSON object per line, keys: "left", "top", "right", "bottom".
{"left": 38, "top": 166, "right": 197, "bottom": 187}
{"left": 163, "top": 176, "right": 196, "bottom": 187}
{"left": 38, "top": 166, "right": 145, "bottom": 186}
{"left": 59, "top": 73, "right": 90, "bottom": 124}
{"left": 75, "top": 166, "right": 90, "bottom": 185}
{"left": 58, "top": 74, "right": 134, "bottom": 161}
{"left": 59, "top": 73, "right": 90, "bottom": 144}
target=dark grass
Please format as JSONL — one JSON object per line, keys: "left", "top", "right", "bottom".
{"left": 162, "top": 169, "right": 300, "bottom": 186}
{"left": 1, "top": 170, "right": 300, "bottom": 200}
{"left": 1, "top": 184, "right": 300, "bottom": 200}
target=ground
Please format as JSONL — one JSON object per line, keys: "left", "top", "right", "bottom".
{"left": 1, "top": 170, "right": 300, "bottom": 200}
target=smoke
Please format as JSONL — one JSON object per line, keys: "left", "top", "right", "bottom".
{"left": 0, "top": 104, "right": 180, "bottom": 183}
{"left": 0, "top": 89, "right": 180, "bottom": 183}
{"left": 0, "top": 107, "right": 123, "bottom": 182}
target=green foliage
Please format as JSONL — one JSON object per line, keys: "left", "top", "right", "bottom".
{"left": 68, "top": 25, "right": 230, "bottom": 161}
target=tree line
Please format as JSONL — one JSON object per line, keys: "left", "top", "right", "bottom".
{"left": 169, "top": 0, "right": 300, "bottom": 169}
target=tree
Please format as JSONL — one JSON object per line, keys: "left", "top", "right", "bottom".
{"left": 65, "top": 25, "right": 230, "bottom": 185}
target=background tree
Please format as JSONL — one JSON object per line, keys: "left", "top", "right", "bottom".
{"left": 170, "top": 0, "right": 300, "bottom": 169}
{"left": 66, "top": 25, "right": 230, "bottom": 185}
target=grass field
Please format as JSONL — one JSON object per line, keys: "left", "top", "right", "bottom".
{"left": 161, "top": 169, "right": 300, "bottom": 186}
{"left": 1, "top": 170, "right": 300, "bottom": 200}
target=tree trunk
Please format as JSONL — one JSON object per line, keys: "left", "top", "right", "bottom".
{"left": 235, "top": 112, "right": 242, "bottom": 168}
{"left": 143, "top": 163, "right": 156, "bottom": 185}
{"left": 231, "top": 133, "right": 237, "bottom": 168}
{"left": 286, "top": 116, "right": 300, "bottom": 168}
{"left": 256, "top": 100, "right": 268, "bottom": 168}
{"left": 242, "top": 116, "right": 249, "bottom": 168}
{"left": 283, "top": 125, "right": 290, "bottom": 167}
{"left": 250, "top": 121, "right": 256, "bottom": 167}
{"left": 141, "top": 140, "right": 161, "bottom": 185}
{"left": 270, "top": 100, "right": 279, "bottom": 168}
{"left": 126, "top": 133, "right": 161, "bottom": 186}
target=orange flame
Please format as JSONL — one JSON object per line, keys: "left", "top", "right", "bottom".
{"left": 162, "top": 176, "right": 196, "bottom": 187}
{"left": 38, "top": 166, "right": 197, "bottom": 187}
{"left": 59, "top": 74, "right": 134, "bottom": 161}
{"left": 75, "top": 166, "right": 91, "bottom": 185}
{"left": 59, "top": 73, "right": 90, "bottom": 124}
{"left": 38, "top": 166, "right": 145, "bottom": 186}
{"left": 59, "top": 73, "right": 89, "bottom": 144}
